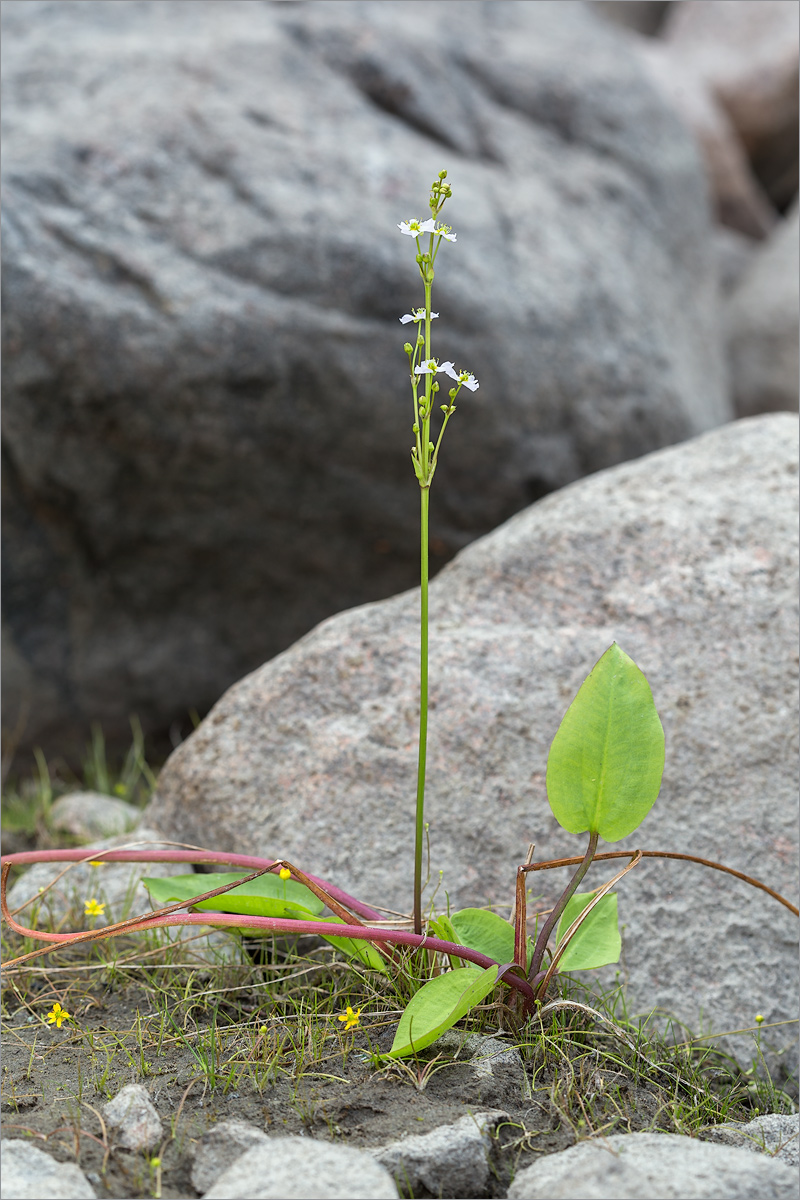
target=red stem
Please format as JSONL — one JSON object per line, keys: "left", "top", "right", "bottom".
{"left": 2, "top": 909, "right": 537, "bottom": 1004}
{"left": 0, "top": 848, "right": 385, "bottom": 922}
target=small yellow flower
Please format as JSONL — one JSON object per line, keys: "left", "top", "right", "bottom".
{"left": 755, "top": 1013, "right": 765, "bottom": 1024}
{"left": 88, "top": 860, "right": 106, "bottom": 868}
{"left": 279, "top": 868, "right": 291, "bottom": 881}
{"left": 45, "top": 1003, "right": 71, "bottom": 1028}
{"left": 84, "top": 898, "right": 106, "bottom": 917}
{"left": 338, "top": 1006, "right": 361, "bottom": 1031}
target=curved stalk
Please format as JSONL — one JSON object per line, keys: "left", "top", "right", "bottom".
{"left": 529, "top": 831, "right": 598, "bottom": 980}
{"left": 534, "top": 851, "right": 642, "bottom": 1000}
{"left": 519, "top": 848, "right": 799, "bottom": 916}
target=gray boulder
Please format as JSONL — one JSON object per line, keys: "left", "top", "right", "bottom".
{"left": 1, "top": 0, "right": 729, "bottom": 760}
{"left": 202, "top": 1138, "right": 398, "bottom": 1199}
{"left": 370, "top": 1110, "right": 507, "bottom": 1199}
{"left": 150, "top": 414, "right": 798, "bottom": 1071}
{"left": 0, "top": 1140, "right": 96, "bottom": 1200}
{"left": 191, "top": 1120, "right": 269, "bottom": 1195}
{"left": 505, "top": 1131, "right": 800, "bottom": 1200}
{"left": 703, "top": 1113, "right": 799, "bottom": 1168}
{"left": 726, "top": 205, "right": 800, "bottom": 417}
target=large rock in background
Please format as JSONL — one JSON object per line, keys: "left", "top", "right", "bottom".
{"left": 1, "top": 0, "right": 730, "bottom": 762}
{"left": 150, "top": 415, "right": 799, "bottom": 1072}
{"left": 663, "top": 0, "right": 800, "bottom": 212}
{"left": 726, "top": 204, "right": 800, "bottom": 417}
{"left": 618, "top": 1, "right": 799, "bottom": 236}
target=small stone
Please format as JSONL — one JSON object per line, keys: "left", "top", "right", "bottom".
{"left": 704, "top": 1113, "right": 799, "bottom": 1169}
{"left": 202, "top": 1138, "right": 398, "bottom": 1199}
{"left": 191, "top": 1119, "right": 269, "bottom": 1194}
{"left": 506, "top": 1131, "right": 800, "bottom": 1199}
{"left": 103, "top": 1084, "right": 162, "bottom": 1152}
{"left": 0, "top": 1139, "right": 96, "bottom": 1199}
{"left": 49, "top": 791, "right": 141, "bottom": 841}
{"left": 371, "top": 1110, "right": 507, "bottom": 1199}
{"left": 435, "top": 1031, "right": 530, "bottom": 1106}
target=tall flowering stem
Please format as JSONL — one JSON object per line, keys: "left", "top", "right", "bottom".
{"left": 398, "top": 175, "right": 479, "bottom": 934}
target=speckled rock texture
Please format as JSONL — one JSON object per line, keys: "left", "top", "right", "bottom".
{"left": 0, "top": 1139, "right": 97, "bottom": 1200}
{"left": 102, "top": 1084, "right": 162, "bottom": 1152}
{"left": 201, "top": 1137, "right": 399, "bottom": 1199}
{"left": 1, "top": 0, "right": 729, "bottom": 760}
{"left": 505, "top": 1131, "right": 800, "bottom": 1200}
{"left": 151, "top": 414, "right": 798, "bottom": 1071}
{"left": 703, "top": 1113, "right": 799, "bottom": 1168}
{"left": 370, "top": 1110, "right": 507, "bottom": 1199}
{"left": 190, "top": 1120, "right": 269, "bottom": 1195}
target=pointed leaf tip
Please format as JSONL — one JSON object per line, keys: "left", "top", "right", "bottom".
{"left": 546, "top": 644, "right": 665, "bottom": 842}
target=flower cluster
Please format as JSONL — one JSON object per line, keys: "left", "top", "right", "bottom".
{"left": 397, "top": 171, "right": 479, "bottom": 491}
{"left": 397, "top": 219, "right": 456, "bottom": 242}
{"left": 414, "top": 359, "right": 479, "bottom": 392}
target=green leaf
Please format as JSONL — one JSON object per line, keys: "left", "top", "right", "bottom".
{"left": 430, "top": 914, "right": 460, "bottom": 945}
{"left": 388, "top": 966, "right": 499, "bottom": 1059}
{"left": 546, "top": 643, "right": 665, "bottom": 842}
{"left": 140, "top": 872, "right": 324, "bottom": 920}
{"left": 449, "top": 908, "right": 514, "bottom": 964}
{"left": 556, "top": 892, "right": 621, "bottom": 971}
{"left": 319, "top": 917, "right": 388, "bottom": 973}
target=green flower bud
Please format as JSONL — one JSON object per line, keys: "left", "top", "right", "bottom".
{"left": 439, "top": 169, "right": 447, "bottom": 179}
{"left": 404, "top": 342, "right": 413, "bottom": 355}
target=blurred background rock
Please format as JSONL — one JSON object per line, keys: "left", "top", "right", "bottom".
{"left": 2, "top": 0, "right": 797, "bottom": 772}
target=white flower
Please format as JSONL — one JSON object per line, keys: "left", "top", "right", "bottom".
{"left": 398, "top": 218, "right": 437, "bottom": 237}
{"left": 399, "top": 309, "right": 439, "bottom": 324}
{"left": 440, "top": 362, "right": 480, "bottom": 391}
{"left": 415, "top": 358, "right": 462, "bottom": 378}
{"left": 436, "top": 224, "right": 457, "bottom": 242}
